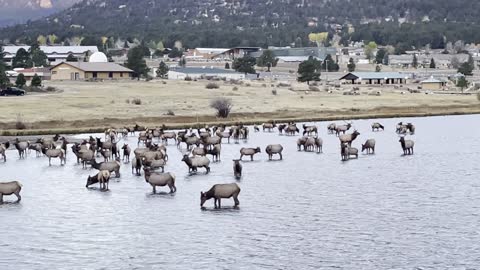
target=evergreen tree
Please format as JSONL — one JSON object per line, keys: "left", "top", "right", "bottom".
{"left": 126, "top": 46, "right": 150, "bottom": 78}
{"left": 364, "top": 41, "right": 377, "bottom": 61}
{"left": 156, "top": 61, "right": 169, "bottom": 78}
{"left": 456, "top": 76, "right": 468, "bottom": 92}
{"left": 232, "top": 56, "right": 256, "bottom": 75}
{"left": 375, "top": 65, "right": 382, "bottom": 72}
{"left": 347, "top": 58, "right": 356, "bottom": 72}
{"left": 15, "top": 73, "right": 26, "bottom": 88}
{"left": 168, "top": 47, "right": 183, "bottom": 58}
{"left": 322, "top": 54, "right": 339, "bottom": 72}
{"left": 31, "top": 73, "right": 42, "bottom": 87}
{"left": 29, "top": 44, "right": 47, "bottom": 67}
{"left": 66, "top": 53, "right": 77, "bottom": 62}
{"left": 458, "top": 62, "right": 473, "bottom": 76}
{"left": 429, "top": 58, "right": 436, "bottom": 69}
{"left": 0, "top": 44, "right": 9, "bottom": 87}
{"left": 375, "top": 48, "right": 386, "bottom": 64}
{"left": 225, "top": 62, "right": 230, "bottom": 69}
{"left": 297, "top": 56, "right": 321, "bottom": 85}
{"left": 383, "top": 53, "right": 390, "bottom": 65}
{"left": 256, "top": 50, "right": 278, "bottom": 72}
{"left": 12, "top": 48, "right": 30, "bottom": 68}
{"left": 412, "top": 54, "right": 418, "bottom": 68}
{"left": 178, "top": 56, "right": 187, "bottom": 67}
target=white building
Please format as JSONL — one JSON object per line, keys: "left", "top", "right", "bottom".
{"left": 167, "top": 67, "right": 245, "bottom": 80}
{"left": 3, "top": 46, "right": 99, "bottom": 66}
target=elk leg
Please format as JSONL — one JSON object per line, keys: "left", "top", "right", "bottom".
{"left": 0, "top": 194, "right": 3, "bottom": 204}
{"left": 234, "top": 196, "right": 239, "bottom": 207}
{"left": 153, "top": 186, "right": 156, "bottom": 194}
{"left": 218, "top": 199, "right": 221, "bottom": 209}
{"left": 279, "top": 153, "right": 283, "bottom": 160}
{"left": 214, "top": 198, "right": 218, "bottom": 209}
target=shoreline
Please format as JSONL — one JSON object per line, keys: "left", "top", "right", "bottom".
{"left": 1, "top": 104, "right": 479, "bottom": 137}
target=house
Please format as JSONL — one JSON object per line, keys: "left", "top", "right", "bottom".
{"left": 7, "top": 67, "right": 51, "bottom": 83}
{"left": 389, "top": 54, "right": 470, "bottom": 68}
{"left": 167, "top": 67, "right": 245, "bottom": 80}
{"left": 213, "top": 47, "right": 261, "bottom": 60}
{"left": 3, "top": 46, "right": 99, "bottom": 66}
{"left": 339, "top": 72, "right": 408, "bottom": 84}
{"left": 50, "top": 62, "right": 133, "bottom": 80}
{"left": 420, "top": 77, "right": 447, "bottom": 90}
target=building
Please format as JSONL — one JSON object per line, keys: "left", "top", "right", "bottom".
{"left": 389, "top": 54, "right": 470, "bottom": 68}
{"left": 50, "top": 62, "right": 133, "bottom": 80}
{"left": 250, "top": 47, "right": 338, "bottom": 63}
{"left": 420, "top": 77, "right": 447, "bottom": 90}
{"left": 339, "top": 72, "right": 408, "bottom": 84}
{"left": 167, "top": 67, "right": 245, "bottom": 80}
{"left": 6, "top": 67, "right": 51, "bottom": 84}
{"left": 213, "top": 47, "right": 261, "bottom": 60}
{"left": 185, "top": 48, "right": 230, "bottom": 60}
{"left": 3, "top": 46, "right": 99, "bottom": 66}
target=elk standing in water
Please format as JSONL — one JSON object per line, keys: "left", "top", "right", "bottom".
{"left": 143, "top": 168, "right": 176, "bottom": 194}
{"left": 233, "top": 160, "right": 242, "bottom": 179}
{"left": 371, "top": 123, "right": 385, "bottom": 132}
{"left": 0, "top": 181, "right": 22, "bottom": 203}
{"left": 239, "top": 147, "right": 261, "bottom": 161}
{"left": 0, "top": 142, "right": 10, "bottom": 162}
{"left": 122, "top": 144, "right": 131, "bottom": 163}
{"left": 341, "top": 143, "right": 358, "bottom": 161}
{"left": 339, "top": 130, "right": 360, "bottom": 146}
{"left": 361, "top": 139, "right": 376, "bottom": 154}
{"left": 399, "top": 137, "right": 414, "bottom": 155}
{"left": 266, "top": 144, "right": 284, "bottom": 160}
{"left": 14, "top": 139, "right": 29, "bottom": 159}
{"left": 335, "top": 123, "right": 352, "bottom": 136}
{"left": 182, "top": 155, "right": 211, "bottom": 173}
{"left": 86, "top": 170, "right": 111, "bottom": 190}
{"left": 200, "top": 183, "right": 241, "bottom": 209}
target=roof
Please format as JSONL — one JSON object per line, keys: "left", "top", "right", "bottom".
{"left": 3, "top": 46, "right": 99, "bottom": 56}
{"left": 421, "top": 77, "right": 446, "bottom": 83}
{"left": 169, "top": 67, "right": 242, "bottom": 75}
{"left": 340, "top": 72, "right": 407, "bottom": 80}
{"left": 195, "top": 48, "right": 229, "bottom": 54}
{"left": 277, "top": 56, "right": 317, "bottom": 62}
{"left": 250, "top": 47, "right": 338, "bottom": 60}
{"left": 51, "top": 62, "right": 133, "bottom": 73}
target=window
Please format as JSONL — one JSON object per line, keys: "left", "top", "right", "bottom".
{"left": 52, "top": 71, "right": 57, "bottom": 75}
{"left": 120, "top": 73, "right": 123, "bottom": 77}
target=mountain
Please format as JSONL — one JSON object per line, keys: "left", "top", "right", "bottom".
{"left": 1, "top": 0, "right": 480, "bottom": 50}
{"left": 0, "top": 0, "right": 80, "bottom": 26}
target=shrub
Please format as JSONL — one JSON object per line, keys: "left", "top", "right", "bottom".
{"left": 262, "top": 83, "right": 267, "bottom": 87}
{"left": 184, "top": 76, "right": 192, "bottom": 81}
{"left": 245, "top": 83, "right": 251, "bottom": 87}
{"left": 162, "top": 81, "right": 167, "bottom": 84}
{"left": 166, "top": 109, "right": 175, "bottom": 116}
{"left": 110, "top": 100, "right": 115, "bottom": 104}
{"left": 272, "top": 89, "right": 277, "bottom": 95}
{"left": 16, "top": 114, "right": 26, "bottom": 130}
{"left": 45, "top": 86, "right": 57, "bottom": 92}
{"left": 132, "top": 98, "right": 142, "bottom": 105}
{"left": 206, "top": 82, "right": 220, "bottom": 89}
{"left": 232, "top": 86, "right": 239, "bottom": 91}
{"left": 210, "top": 97, "right": 233, "bottom": 118}
{"left": 125, "top": 99, "right": 130, "bottom": 104}
{"left": 309, "top": 86, "right": 320, "bottom": 91}
{"left": 277, "top": 82, "right": 291, "bottom": 87}
{"left": 477, "top": 92, "right": 480, "bottom": 101}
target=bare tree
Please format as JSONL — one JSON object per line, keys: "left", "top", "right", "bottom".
{"left": 210, "top": 98, "right": 233, "bottom": 118}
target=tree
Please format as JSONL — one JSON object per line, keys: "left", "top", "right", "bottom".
{"left": 31, "top": 73, "right": 42, "bottom": 87}
{"left": 412, "top": 54, "right": 418, "bottom": 68}
{"left": 225, "top": 62, "right": 230, "bottom": 69}
{"left": 123, "top": 40, "right": 129, "bottom": 49}
{"left": 456, "top": 76, "right": 468, "bottom": 92}
{"left": 12, "top": 48, "right": 30, "bottom": 68}
{"left": 322, "top": 54, "right": 339, "bottom": 72}
{"left": 383, "top": 53, "right": 390, "bottom": 65}
{"left": 375, "top": 65, "right": 382, "bottom": 72}
{"left": 347, "top": 58, "right": 356, "bottom": 72}
{"left": 178, "top": 56, "right": 187, "bottom": 67}
{"left": 15, "top": 73, "right": 26, "bottom": 88}
{"left": 126, "top": 46, "right": 150, "bottom": 78}
{"left": 81, "top": 36, "right": 104, "bottom": 52}
{"left": 0, "top": 45, "right": 9, "bottom": 87}
{"left": 375, "top": 48, "right": 386, "bottom": 64}
{"left": 156, "top": 61, "right": 169, "bottom": 78}
{"left": 451, "top": 56, "right": 460, "bottom": 69}
{"left": 232, "top": 56, "right": 256, "bottom": 75}
{"left": 458, "top": 62, "right": 473, "bottom": 76}
{"left": 168, "top": 47, "right": 183, "bottom": 58}
{"left": 256, "top": 50, "right": 278, "bottom": 72}
{"left": 30, "top": 44, "right": 47, "bottom": 67}
{"left": 308, "top": 32, "right": 328, "bottom": 47}
{"left": 297, "top": 56, "right": 321, "bottom": 85}
{"left": 37, "top": 35, "right": 47, "bottom": 45}
{"left": 66, "top": 53, "right": 77, "bottom": 62}
{"left": 430, "top": 58, "right": 436, "bottom": 69}
{"left": 364, "top": 41, "right": 377, "bottom": 61}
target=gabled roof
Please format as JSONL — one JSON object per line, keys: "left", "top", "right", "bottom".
{"left": 50, "top": 62, "right": 133, "bottom": 73}
{"left": 339, "top": 72, "right": 407, "bottom": 80}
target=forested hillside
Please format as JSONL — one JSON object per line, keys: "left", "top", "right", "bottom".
{"left": 1, "top": 0, "right": 480, "bottom": 49}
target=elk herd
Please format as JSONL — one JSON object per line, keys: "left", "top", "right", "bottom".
{"left": 0, "top": 120, "right": 416, "bottom": 207}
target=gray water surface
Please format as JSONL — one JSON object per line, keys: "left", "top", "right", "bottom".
{"left": 1, "top": 115, "right": 480, "bottom": 269}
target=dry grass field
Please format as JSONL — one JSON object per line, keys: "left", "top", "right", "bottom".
{"left": 0, "top": 79, "right": 478, "bottom": 134}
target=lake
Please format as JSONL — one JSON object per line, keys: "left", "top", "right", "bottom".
{"left": 1, "top": 115, "right": 480, "bottom": 269}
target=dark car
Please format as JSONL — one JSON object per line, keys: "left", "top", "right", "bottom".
{"left": 0, "top": 87, "right": 26, "bottom": 96}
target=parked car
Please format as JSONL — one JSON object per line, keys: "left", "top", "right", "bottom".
{"left": 0, "top": 87, "right": 26, "bottom": 96}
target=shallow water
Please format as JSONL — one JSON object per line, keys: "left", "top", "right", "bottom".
{"left": 1, "top": 115, "right": 480, "bottom": 269}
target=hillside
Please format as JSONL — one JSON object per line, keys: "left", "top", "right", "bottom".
{"left": 0, "top": 0, "right": 79, "bottom": 26}
{"left": 1, "top": 0, "right": 480, "bottom": 49}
